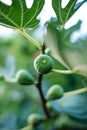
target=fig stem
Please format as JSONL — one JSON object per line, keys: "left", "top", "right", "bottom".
{"left": 19, "top": 29, "right": 42, "bottom": 50}
{"left": 41, "top": 42, "right": 46, "bottom": 54}
{"left": 36, "top": 73, "right": 51, "bottom": 118}
{"left": 64, "top": 87, "right": 87, "bottom": 96}
{"left": 5, "top": 78, "right": 17, "bottom": 83}
{"left": 52, "top": 69, "right": 75, "bottom": 74}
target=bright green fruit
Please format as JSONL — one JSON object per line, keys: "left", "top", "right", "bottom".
{"left": 27, "top": 113, "right": 45, "bottom": 125}
{"left": 16, "top": 70, "right": 35, "bottom": 85}
{"left": 46, "top": 84, "right": 64, "bottom": 101}
{"left": 34, "top": 54, "right": 54, "bottom": 74}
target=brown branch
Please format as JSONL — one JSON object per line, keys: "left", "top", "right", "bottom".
{"left": 36, "top": 73, "right": 51, "bottom": 118}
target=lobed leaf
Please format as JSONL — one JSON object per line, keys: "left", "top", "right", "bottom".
{"left": 0, "top": 0, "right": 44, "bottom": 29}
{"left": 52, "top": 0, "right": 86, "bottom": 28}
{"left": 45, "top": 23, "right": 87, "bottom": 76}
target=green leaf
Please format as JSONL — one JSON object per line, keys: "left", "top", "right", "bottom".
{"left": 0, "top": 0, "right": 44, "bottom": 29}
{"left": 45, "top": 24, "right": 69, "bottom": 69}
{"left": 45, "top": 23, "right": 87, "bottom": 76}
{"left": 52, "top": 0, "right": 86, "bottom": 28}
{"left": 63, "top": 20, "right": 82, "bottom": 43}
{"left": 48, "top": 93, "right": 87, "bottom": 119}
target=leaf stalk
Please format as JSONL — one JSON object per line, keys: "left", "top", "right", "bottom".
{"left": 52, "top": 69, "right": 74, "bottom": 74}
{"left": 64, "top": 87, "right": 87, "bottom": 96}
{"left": 19, "top": 29, "right": 42, "bottom": 50}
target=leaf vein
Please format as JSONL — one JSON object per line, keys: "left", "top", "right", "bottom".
{"left": 19, "top": 0, "right": 23, "bottom": 27}
{"left": 53, "top": 1, "right": 64, "bottom": 25}
{"left": 23, "top": 1, "right": 40, "bottom": 28}
{"left": 64, "top": 1, "right": 76, "bottom": 23}
{"left": 0, "top": 11, "right": 19, "bottom": 28}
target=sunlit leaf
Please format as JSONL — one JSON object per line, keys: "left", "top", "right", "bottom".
{"left": 63, "top": 20, "right": 82, "bottom": 43}
{"left": 52, "top": 0, "right": 86, "bottom": 28}
{"left": 45, "top": 24, "right": 69, "bottom": 69}
{"left": 0, "top": 0, "right": 44, "bottom": 29}
{"left": 45, "top": 23, "right": 87, "bottom": 76}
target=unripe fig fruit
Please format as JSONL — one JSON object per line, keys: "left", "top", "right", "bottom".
{"left": 16, "top": 70, "right": 35, "bottom": 85}
{"left": 46, "top": 84, "right": 64, "bottom": 101}
{"left": 27, "top": 113, "right": 45, "bottom": 126}
{"left": 34, "top": 54, "right": 54, "bottom": 74}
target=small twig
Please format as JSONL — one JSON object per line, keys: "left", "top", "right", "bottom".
{"left": 52, "top": 69, "right": 74, "bottom": 74}
{"left": 36, "top": 73, "right": 51, "bottom": 118}
{"left": 64, "top": 87, "right": 87, "bottom": 96}
{"left": 41, "top": 42, "right": 46, "bottom": 54}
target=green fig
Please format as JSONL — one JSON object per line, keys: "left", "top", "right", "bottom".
{"left": 34, "top": 54, "right": 54, "bottom": 74}
{"left": 46, "top": 84, "right": 64, "bottom": 101}
{"left": 16, "top": 70, "right": 35, "bottom": 85}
